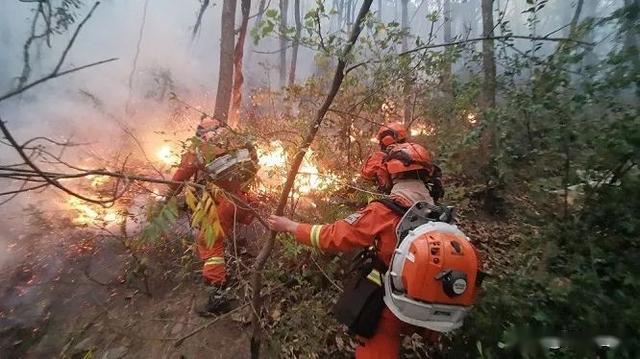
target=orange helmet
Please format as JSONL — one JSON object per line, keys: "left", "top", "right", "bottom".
{"left": 376, "top": 122, "right": 408, "bottom": 148}
{"left": 385, "top": 143, "right": 432, "bottom": 176}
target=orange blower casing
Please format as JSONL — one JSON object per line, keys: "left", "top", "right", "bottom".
{"left": 400, "top": 231, "right": 478, "bottom": 306}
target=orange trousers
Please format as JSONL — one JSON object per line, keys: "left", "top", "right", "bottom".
{"left": 196, "top": 194, "right": 254, "bottom": 285}
{"left": 355, "top": 308, "right": 441, "bottom": 358}
{"left": 355, "top": 308, "right": 402, "bottom": 358}
{"left": 197, "top": 229, "right": 226, "bottom": 285}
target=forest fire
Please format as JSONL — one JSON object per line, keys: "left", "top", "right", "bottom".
{"left": 156, "top": 144, "right": 180, "bottom": 166}
{"left": 256, "top": 141, "right": 335, "bottom": 195}
{"left": 65, "top": 197, "right": 123, "bottom": 226}
{"left": 257, "top": 141, "right": 287, "bottom": 168}
{"left": 60, "top": 139, "right": 336, "bottom": 227}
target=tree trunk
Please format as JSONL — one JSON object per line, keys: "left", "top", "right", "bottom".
{"left": 256, "top": 0, "right": 267, "bottom": 23}
{"left": 249, "top": 0, "right": 374, "bottom": 357}
{"left": 244, "top": 0, "right": 267, "bottom": 88}
{"left": 623, "top": 0, "right": 640, "bottom": 94}
{"left": 477, "top": 0, "right": 496, "bottom": 179}
{"left": 401, "top": 0, "right": 412, "bottom": 124}
{"left": 346, "top": 0, "right": 352, "bottom": 25}
{"left": 351, "top": 0, "right": 358, "bottom": 22}
{"left": 288, "top": 0, "right": 302, "bottom": 86}
{"left": 378, "top": 0, "right": 382, "bottom": 20}
{"left": 229, "top": 0, "right": 251, "bottom": 129}
{"left": 279, "top": 0, "right": 289, "bottom": 87}
{"left": 582, "top": 0, "right": 598, "bottom": 67}
{"left": 394, "top": 0, "right": 398, "bottom": 21}
{"left": 442, "top": 0, "right": 453, "bottom": 98}
{"left": 213, "top": 0, "right": 238, "bottom": 123}
{"left": 481, "top": 0, "right": 495, "bottom": 109}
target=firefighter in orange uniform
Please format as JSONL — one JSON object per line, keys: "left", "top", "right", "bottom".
{"left": 361, "top": 122, "right": 444, "bottom": 202}
{"left": 169, "top": 117, "right": 259, "bottom": 316}
{"left": 360, "top": 122, "right": 408, "bottom": 191}
{"left": 269, "top": 143, "right": 440, "bottom": 358}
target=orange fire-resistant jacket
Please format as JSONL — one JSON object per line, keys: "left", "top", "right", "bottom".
{"left": 293, "top": 201, "right": 440, "bottom": 358}
{"left": 360, "top": 151, "right": 389, "bottom": 187}
{"left": 295, "top": 201, "right": 398, "bottom": 264}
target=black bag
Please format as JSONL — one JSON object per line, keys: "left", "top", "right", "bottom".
{"left": 333, "top": 250, "right": 386, "bottom": 338}
{"left": 426, "top": 164, "right": 445, "bottom": 203}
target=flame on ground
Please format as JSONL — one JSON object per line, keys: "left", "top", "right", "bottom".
{"left": 66, "top": 197, "right": 123, "bottom": 226}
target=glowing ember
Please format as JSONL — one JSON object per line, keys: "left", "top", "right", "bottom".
{"left": 157, "top": 145, "right": 180, "bottom": 166}
{"left": 66, "top": 197, "right": 122, "bottom": 226}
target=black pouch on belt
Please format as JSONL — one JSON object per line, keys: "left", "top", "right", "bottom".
{"left": 332, "top": 249, "right": 386, "bottom": 338}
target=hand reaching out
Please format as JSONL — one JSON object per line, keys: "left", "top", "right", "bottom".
{"left": 268, "top": 215, "right": 298, "bottom": 233}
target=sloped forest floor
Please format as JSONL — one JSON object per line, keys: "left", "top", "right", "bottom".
{"left": 0, "top": 183, "right": 524, "bottom": 359}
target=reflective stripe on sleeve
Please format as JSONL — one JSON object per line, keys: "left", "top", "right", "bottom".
{"left": 204, "top": 256, "right": 225, "bottom": 266}
{"left": 367, "top": 269, "right": 382, "bottom": 286}
{"left": 310, "top": 225, "right": 323, "bottom": 249}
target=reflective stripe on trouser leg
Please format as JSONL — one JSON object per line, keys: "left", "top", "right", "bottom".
{"left": 202, "top": 256, "right": 226, "bottom": 285}
{"left": 197, "top": 225, "right": 226, "bottom": 285}
{"left": 204, "top": 257, "right": 225, "bottom": 266}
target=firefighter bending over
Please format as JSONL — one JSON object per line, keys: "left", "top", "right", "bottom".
{"left": 169, "top": 117, "right": 259, "bottom": 316}
{"left": 269, "top": 143, "right": 481, "bottom": 358}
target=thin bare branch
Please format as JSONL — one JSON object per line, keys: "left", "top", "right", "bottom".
{"left": 53, "top": 1, "right": 101, "bottom": 74}
{"left": 0, "top": 118, "right": 119, "bottom": 204}
{"left": 0, "top": 165, "right": 268, "bottom": 228}
{"left": 345, "top": 34, "right": 594, "bottom": 75}
{"left": 192, "top": 0, "right": 211, "bottom": 39}
{"left": 0, "top": 57, "right": 118, "bottom": 103}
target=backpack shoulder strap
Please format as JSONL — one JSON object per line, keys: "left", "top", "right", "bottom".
{"left": 374, "top": 198, "right": 409, "bottom": 216}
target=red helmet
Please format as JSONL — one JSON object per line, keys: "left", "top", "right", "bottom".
{"left": 385, "top": 143, "right": 432, "bottom": 176}
{"left": 376, "top": 122, "right": 408, "bottom": 148}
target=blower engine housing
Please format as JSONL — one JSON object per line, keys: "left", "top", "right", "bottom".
{"left": 383, "top": 202, "right": 480, "bottom": 332}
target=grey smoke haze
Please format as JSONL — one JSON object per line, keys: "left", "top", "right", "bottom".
{"left": 0, "top": 1, "right": 222, "bottom": 121}
{"left": 0, "top": 0, "right": 623, "bottom": 127}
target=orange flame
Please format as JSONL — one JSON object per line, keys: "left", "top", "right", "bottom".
{"left": 156, "top": 145, "right": 180, "bottom": 166}
{"left": 256, "top": 141, "right": 336, "bottom": 196}
{"left": 66, "top": 197, "right": 123, "bottom": 226}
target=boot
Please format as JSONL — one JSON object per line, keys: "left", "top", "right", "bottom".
{"left": 196, "top": 286, "right": 231, "bottom": 317}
